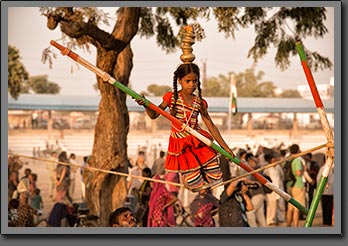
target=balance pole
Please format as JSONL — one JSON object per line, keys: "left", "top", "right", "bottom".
{"left": 50, "top": 40, "right": 308, "bottom": 215}
{"left": 296, "top": 41, "right": 335, "bottom": 227}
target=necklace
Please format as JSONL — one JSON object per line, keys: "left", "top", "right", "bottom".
{"left": 180, "top": 94, "right": 197, "bottom": 124}
{"left": 171, "top": 94, "right": 197, "bottom": 132}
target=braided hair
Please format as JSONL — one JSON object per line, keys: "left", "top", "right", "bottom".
{"left": 171, "top": 63, "right": 202, "bottom": 116}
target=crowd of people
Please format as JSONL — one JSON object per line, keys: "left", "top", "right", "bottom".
{"left": 108, "top": 141, "right": 334, "bottom": 228}
{"left": 7, "top": 148, "right": 90, "bottom": 227}
{"left": 8, "top": 140, "right": 333, "bottom": 228}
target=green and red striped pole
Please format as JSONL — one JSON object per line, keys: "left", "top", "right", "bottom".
{"left": 296, "top": 41, "right": 335, "bottom": 227}
{"left": 50, "top": 40, "right": 308, "bottom": 215}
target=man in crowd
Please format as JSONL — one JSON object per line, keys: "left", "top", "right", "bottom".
{"left": 109, "top": 207, "right": 138, "bottom": 227}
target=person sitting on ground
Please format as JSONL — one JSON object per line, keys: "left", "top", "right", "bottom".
{"left": 109, "top": 207, "right": 138, "bottom": 227}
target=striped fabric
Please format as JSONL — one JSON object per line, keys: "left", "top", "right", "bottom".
{"left": 162, "top": 91, "right": 223, "bottom": 191}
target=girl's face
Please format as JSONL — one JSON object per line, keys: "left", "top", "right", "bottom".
{"left": 179, "top": 72, "right": 198, "bottom": 94}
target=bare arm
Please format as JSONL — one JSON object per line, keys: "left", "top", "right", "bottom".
{"left": 240, "top": 185, "right": 254, "bottom": 211}
{"left": 135, "top": 96, "right": 168, "bottom": 119}
{"left": 200, "top": 102, "right": 235, "bottom": 157}
{"left": 163, "top": 197, "right": 178, "bottom": 210}
{"left": 226, "top": 180, "right": 239, "bottom": 197}
{"left": 56, "top": 167, "right": 66, "bottom": 186}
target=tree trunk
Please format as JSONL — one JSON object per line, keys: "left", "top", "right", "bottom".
{"left": 83, "top": 8, "right": 140, "bottom": 226}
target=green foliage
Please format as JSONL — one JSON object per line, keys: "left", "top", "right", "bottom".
{"left": 41, "top": 6, "right": 332, "bottom": 77}
{"left": 245, "top": 7, "right": 332, "bottom": 71}
{"left": 29, "top": 75, "right": 60, "bottom": 94}
{"left": 137, "top": 7, "right": 209, "bottom": 53}
{"left": 8, "top": 46, "right": 60, "bottom": 98}
{"left": 8, "top": 45, "right": 29, "bottom": 100}
{"left": 203, "top": 66, "right": 277, "bottom": 97}
{"left": 146, "top": 84, "right": 172, "bottom": 96}
{"left": 279, "top": 89, "right": 302, "bottom": 98}
{"left": 203, "top": 75, "right": 229, "bottom": 97}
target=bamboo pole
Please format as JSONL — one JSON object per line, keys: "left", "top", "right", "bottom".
{"left": 295, "top": 41, "right": 335, "bottom": 227}
{"left": 49, "top": 39, "right": 308, "bottom": 215}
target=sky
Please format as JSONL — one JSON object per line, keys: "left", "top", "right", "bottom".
{"left": 7, "top": 6, "right": 335, "bottom": 96}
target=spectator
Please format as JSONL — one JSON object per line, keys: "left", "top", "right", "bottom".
{"left": 13, "top": 191, "right": 37, "bottom": 227}
{"left": 286, "top": 144, "right": 306, "bottom": 227}
{"left": 30, "top": 188, "right": 43, "bottom": 225}
{"left": 189, "top": 188, "right": 219, "bottom": 227}
{"left": 109, "top": 207, "right": 138, "bottom": 227}
{"left": 8, "top": 198, "right": 19, "bottom": 227}
{"left": 80, "top": 156, "right": 89, "bottom": 202}
{"left": 244, "top": 153, "right": 267, "bottom": 227}
{"left": 317, "top": 160, "right": 334, "bottom": 226}
{"left": 68, "top": 153, "right": 78, "bottom": 200}
{"left": 234, "top": 149, "right": 248, "bottom": 177}
{"left": 28, "top": 173, "right": 38, "bottom": 198}
{"left": 47, "top": 151, "right": 58, "bottom": 199}
{"left": 218, "top": 178, "right": 254, "bottom": 227}
{"left": 8, "top": 171, "right": 19, "bottom": 200}
{"left": 303, "top": 153, "right": 320, "bottom": 207}
{"left": 8, "top": 155, "right": 27, "bottom": 175}
{"left": 147, "top": 175, "right": 177, "bottom": 227}
{"left": 20, "top": 168, "right": 32, "bottom": 180}
{"left": 263, "top": 152, "right": 285, "bottom": 226}
{"left": 127, "top": 151, "right": 148, "bottom": 205}
{"left": 56, "top": 151, "right": 72, "bottom": 205}
{"left": 136, "top": 167, "right": 152, "bottom": 227}
{"left": 164, "top": 172, "right": 180, "bottom": 198}
{"left": 12, "top": 172, "right": 35, "bottom": 200}
{"left": 152, "top": 150, "right": 166, "bottom": 176}
{"left": 47, "top": 202, "right": 70, "bottom": 227}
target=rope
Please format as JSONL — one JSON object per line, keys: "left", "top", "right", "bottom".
{"left": 7, "top": 152, "right": 184, "bottom": 188}
{"left": 8, "top": 141, "right": 329, "bottom": 192}
{"left": 211, "top": 142, "right": 328, "bottom": 190}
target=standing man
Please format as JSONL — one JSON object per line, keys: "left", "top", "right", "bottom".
{"left": 80, "top": 156, "right": 89, "bottom": 202}
{"left": 317, "top": 160, "right": 334, "bottom": 226}
{"left": 47, "top": 151, "right": 58, "bottom": 199}
{"left": 127, "top": 151, "right": 148, "bottom": 205}
{"left": 286, "top": 144, "right": 305, "bottom": 227}
{"left": 303, "top": 153, "right": 320, "bottom": 208}
{"left": 245, "top": 153, "right": 267, "bottom": 227}
{"left": 218, "top": 178, "right": 254, "bottom": 227}
{"left": 263, "top": 152, "right": 285, "bottom": 226}
{"left": 68, "top": 153, "right": 78, "bottom": 201}
{"left": 152, "top": 150, "right": 166, "bottom": 176}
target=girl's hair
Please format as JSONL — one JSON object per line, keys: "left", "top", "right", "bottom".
{"left": 171, "top": 63, "right": 202, "bottom": 116}
{"left": 58, "top": 151, "right": 68, "bottom": 163}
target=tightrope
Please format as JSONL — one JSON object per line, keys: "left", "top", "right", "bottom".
{"left": 211, "top": 142, "right": 328, "bottom": 189}
{"left": 8, "top": 152, "right": 185, "bottom": 188}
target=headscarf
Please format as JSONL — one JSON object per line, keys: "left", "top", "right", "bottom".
{"left": 147, "top": 175, "right": 176, "bottom": 227}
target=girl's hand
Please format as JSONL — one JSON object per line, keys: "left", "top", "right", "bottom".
{"left": 134, "top": 94, "right": 146, "bottom": 106}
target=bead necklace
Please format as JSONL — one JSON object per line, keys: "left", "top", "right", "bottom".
{"left": 180, "top": 93, "right": 197, "bottom": 124}
{"left": 171, "top": 94, "right": 197, "bottom": 132}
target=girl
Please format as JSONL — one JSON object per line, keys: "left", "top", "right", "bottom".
{"left": 136, "top": 63, "right": 234, "bottom": 192}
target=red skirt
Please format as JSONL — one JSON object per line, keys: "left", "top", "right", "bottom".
{"left": 164, "top": 128, "right": 218, "bottom": 173}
